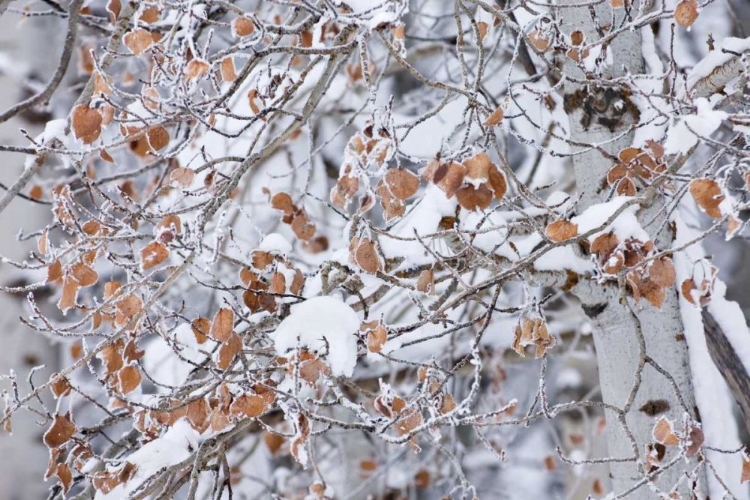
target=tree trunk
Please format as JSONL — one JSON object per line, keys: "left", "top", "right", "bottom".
{"left": 0, "top": 13, "right": 64, "bottom": 500}
{"left": 557, "top": 1, "right": 706, "bottom": 496}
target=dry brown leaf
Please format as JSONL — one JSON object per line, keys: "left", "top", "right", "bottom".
{"left": 689, "top": 178, "right": 724, "bottom": 218}
{"left": 158, "top": 214, "right": 182, "bottom": 234}
{"left": 440, "top": 393, "right": 456, "bottom": 414}
{"left": 231, "top": 394, "right": 266, "bottom": 418}
{"left": 217, "top": 333, "right": 242, "bottom": 370}
{"left": 43, "top": 414, "right": 76, "bottom": 448}
{"left": 247, "top": 89, "right": 261, "bottom": 114}
{"left": 727, "top": 215, "right": 742, "bottom": 240}
{"left": 264, "top": 433, "right": 285, "bottom": 455}
{"left": 82, "top": 220, "right": 101, "bottom": 236}
{"left": 432, "top": 161, "right": 466, "bottom": 198}
{"left": 104, "top": 281, "right": 121, "bottom": 299}
{"left": 591, "top": 232, "right": 619, "bottom": 255}
{"left": 124, "top": 29, "right": 153, "bottom": 55}
{"left": 169, "top": 167, "right": 195, "bottom": 187}
{"left": 485, "top": 106, "right": 504, "bottom": 126}
{"left": 147, "top": 126, "right": 170, "bottom": 151}
{"left": 360, "top": 459, "right": 378, "bottom": 475}
{"left": 38, "top": 231, "right": 49, "bottom": 255}
{"left": 456, "top": 184, "right": 493, "bottom": 211}
{"left": 50, "top": 373, "right": 72, "bottom": 399}
{"left": 56, "top": 463, "right": 73, "bottom": 494}
{"left": 330, "top": 175, "right": 359, "bottom": 208}
{"left": 106, "top": 0, "right": 121, "bottom": 23}
{"left": 383, "top": 168, "right": 420, "bottom": 200}
{"left": 290, "top": 269, "right": 305, "bottom": 295}
{"left": 649, "top": 257, "right": 676, "bottom": 288}
{"left": 251, "top": 250, "right": 274, "bottom": 270}
{"left": 239, "top": 268, "right": 258, "bottom": 288}
{"left": 210, "top": 307, "right": 234, "bottom": 342}
{"left": 99, "top": 340, "right": 124, "bottom": 374}
{"left": 72, "top": 106, "right": 102, "bottom": 144}
{"left": 477, "top": 21, "right": 488, "bottom": 41}
{"left": 58, "top": 275, "right": 80, "bottom": 313}
{"left": 488, "top": 166, "right": 507, "bottom": 199}
{"left": 291, "top": 211, "right": 316, "bottom": 241}
{"left": 187, "top": 398, "right": 209, "bottom": 432}
{"left": 653, "top": 417, "right": 679, "bottom": 446}
{"left": 415, "top": 469, "right": 430, "bottom": 488}
{"left": 363, "top": 321, "right": 388, "bottom": 353}
{"left": 271, "top": 192, "right": 295, "bottom": 215}
{"left": 141, "top": 241, "right": 169, "bottom": 270}
{"left": 116, "top": 294, "right": 143, "bottom": 317}
{"left": 528, "top": 30, "right": 551, "bottom": 52}
{"left": 741, "top": 454, "right": 750, "bottom": 484}
{"left": 675, "top": 0, "right": 699, "bottom": 28}
{"left": 29, "top": 185, "right": 43, "bottom": 200}
{"left": 463, "top": 152, "right": 492, "bottom": 181}
{"left": 140, "top": 6, "right": 160, "bottom": 23}
{"left": 628, "top": 272, "right": 667, "bottom": 308}
{"left": 220, "top": 57, "right": 237, "bottom": 82}
{"left": 513, "top": 317, "right": 556, "bottom": 358}
{"left": 185, "top": 59, "right": 210, "bottom": 81}
{"left": 191, "top": 317, "right": 210, "bottom": 344}
{"left": 269, "top": 272, "right": 286, "bottom": 294}
{"left": 232, "top": 17, "right": 255, "bottom": 37}
{"left": 118, "top": 364, "right": 141, "bottom": 394}
{"left": 546, "top": 220, "right": 578, "bottom": 242}
{"left": 47, "top": 260, "right": 63, "bottom": 284}
{"left": 685, "top": 425, "right": 704, "bottom": 457}
{"left": 416, "top": 269, "right": 434, "bottom": 294}
{"left": 351, "top": 238, "right": 381, "bottom": 273}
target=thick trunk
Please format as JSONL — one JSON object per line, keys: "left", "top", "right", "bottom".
{"left": 0, "top": 14, "right": 64, "bottom": 499}
{"left": 558, "top": 1, "right": 706, "bottom": 496}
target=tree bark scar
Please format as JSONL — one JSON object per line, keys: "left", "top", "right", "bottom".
{"left": 582, "top": 302, "right": 607, "bottom": 318}
{"left": 639, "top": 399, "right": 670, "bottom": 416}
{"left": 702, "top": 309, "right": 750, "bottom": 434}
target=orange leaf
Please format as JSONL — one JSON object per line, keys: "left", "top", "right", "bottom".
{"left": 456, "top": 184, "right": 493, "bottom": 211}
{"left": 58, "top": 275, "right": 80, "bottom": 313}
{"left": 47, "top": 260, "right": 63, "bottom": 283}
{"left": 220, "top": 57, "right": 237, "bottom": 82}
{"left": 70, "top": 263, "right": 98, "bottom": 287}
{"left": 230, "top": 394, "right": 266, "bottom": 418}
{"left": 184, "top": 59, "right": 210, "bottom": 81}
{"left": 485, "top": 106, "right": 504, "bottom": 126}
{"left": 741, "top": 454, "right": 750, "bottom": 484}
{"left": 118, "top": 364, "right": 141, "bottom": 394}
{"left": 383, "top": 168, "right": 420, "bottom": 200}
{"left": 168, "top": 167, "right": 195, "bottom": 187}
{"left": 689, "top": 178, "right": 724, "bottom": 218}
{"left": 653, "top": 417, "right": 679, "bottom": 446}
{"left": 140, "top": 241, "right": 169, "bottom": 270}
{"left": 123, "top": 29, "right": 153, "bottom": 55}
{"left": 147, "top": 126, "right": 170, "bottom": 151}
{"left": 546, "top": 220, "right": 578, "bottom": 242}
{"left": 232, "top": 17, "right": 255, "bottom": 37}
{"left": 43, "top": 414, "right": 76, "bottom": 448}
{"left": 351, "top": 238, "right": 381, "bottom": 274}
{"left": 210, "top": 307, "right": 234, "bottom": 342}
{"left": 675, "top": 0, "right": 699, "bottom": 28}
{"left": 71, "top": 106, "right": 102, "bottom": 144}
{"left": 191, "top": 317, "right": 210, "bottom": 344}
{"left": 217, "top": 333, "right": 242, "bottom": 370}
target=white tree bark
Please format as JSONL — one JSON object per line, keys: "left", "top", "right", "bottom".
{"left": 0, "top": 13, "right": 63, "bottom": 499}
{"left": 558, "top": 1, "right": 706, "bottom": 496}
